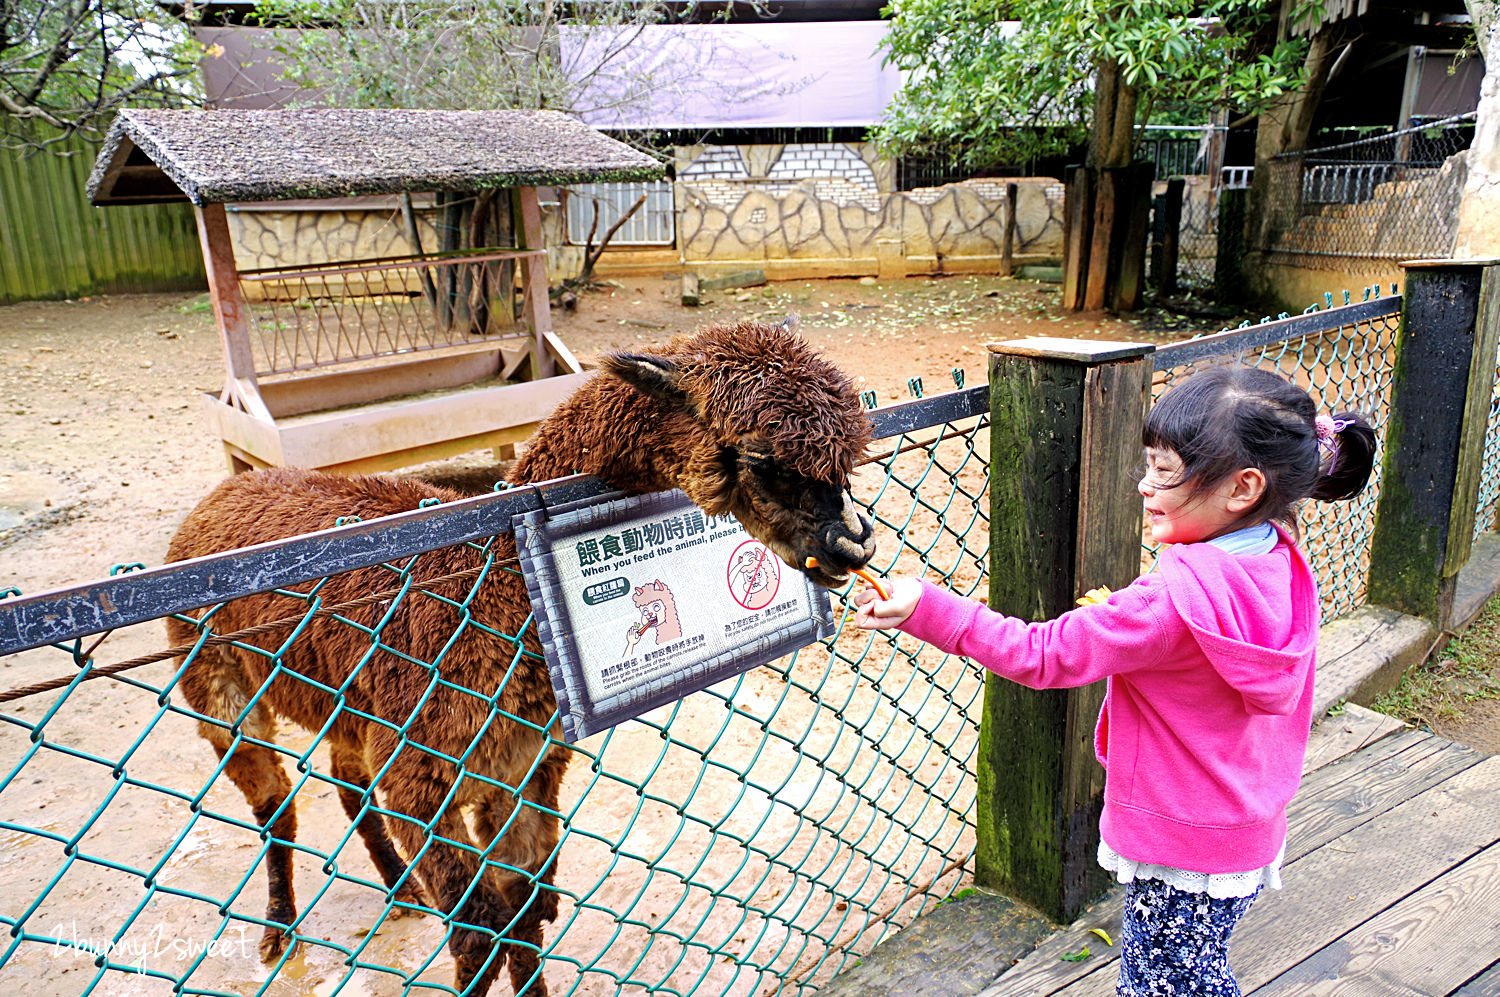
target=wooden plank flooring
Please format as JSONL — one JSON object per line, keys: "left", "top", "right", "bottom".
{"left": 981, "top": 705, "right": 1500, "bottom": 997}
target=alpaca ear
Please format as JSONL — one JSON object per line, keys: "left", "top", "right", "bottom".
{"left": 599, "top": 351, "right": 690, "bottom": 406}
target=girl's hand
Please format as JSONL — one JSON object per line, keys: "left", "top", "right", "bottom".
{"left": 852, "top": 577, "right": 922, "bottom": 630}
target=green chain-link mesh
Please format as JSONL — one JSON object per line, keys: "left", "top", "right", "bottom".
{"left": 0, "top": 293, "right": 1460, "bottom": 994}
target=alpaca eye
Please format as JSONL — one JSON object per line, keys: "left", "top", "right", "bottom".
{"left": 747, "top": 454, "right": 794, "bottom": 484}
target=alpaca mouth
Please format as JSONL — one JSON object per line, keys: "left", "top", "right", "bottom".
{"left": 635, "top": 614, "right": 658, "bottom": 636}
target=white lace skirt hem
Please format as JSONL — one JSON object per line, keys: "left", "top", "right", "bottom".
{"left": 1097, "top": 839, "right": 1284, "bottom": 899}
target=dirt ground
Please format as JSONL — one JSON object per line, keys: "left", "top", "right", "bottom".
{"left": 0, "top": 273, "right": 1493, "bottom": 996}
{"left": 0, "top": 272, "right": 1204, "bottom": 593}
{"left": 0, "top": 272, "right": 1206, "bottom": 997}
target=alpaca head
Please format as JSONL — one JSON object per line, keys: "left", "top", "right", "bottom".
{"left": 598, "top": 318, "right": 877, "bottom": 589}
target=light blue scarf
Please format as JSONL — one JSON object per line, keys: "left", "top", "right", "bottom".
{"left": 1206, "top": 521, "right": 1277, "bottom": 556}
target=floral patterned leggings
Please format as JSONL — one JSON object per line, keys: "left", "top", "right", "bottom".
{"left": 1116, "top": 878, "right": 1260, "bottom": 996}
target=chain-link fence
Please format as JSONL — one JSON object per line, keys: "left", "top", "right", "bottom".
{"left": 0, "top": 378, "right": 989, "bottom": 996}
{"left": 6, "top": 287, "right": 1494, "bottom": 995}
{"left": 1473, "top": 340, "right": 1500, "bottom": 545}
{"left": 1261, "top": 113, "right": 1475, "bottom": 269}
{"left": 1149, "top": 294, "right": 1403, "bottom": 621}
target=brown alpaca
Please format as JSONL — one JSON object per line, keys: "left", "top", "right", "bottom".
{"left": 164, "top": 319, "right": 875, "bottom": 997}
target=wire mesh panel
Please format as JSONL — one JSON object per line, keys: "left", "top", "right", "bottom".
{"left": 0, "top": 387, "right": 988, "bottom": 996}
{"left": 1472, "top": 339, "right": 1500, "bottom": 544}
{"left": 1262, "top": 113, "right": 1475, "bottom": 270}
{"left": 239, "top": 250, "right": 537, "bottom": 376}
{"left": 1177, "top": 181, "right": 1217, "bottom": 291}
{"left": 1149, "top": 296, "right": 1403, "bottom": 621}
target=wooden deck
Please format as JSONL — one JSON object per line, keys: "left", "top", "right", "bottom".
{"left": 981, "top": 704, "right": 1500, "bottom": 997}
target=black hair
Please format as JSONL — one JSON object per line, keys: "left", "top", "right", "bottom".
{"left": 1143, "top": 365, "right": 1377, "bottom": 531}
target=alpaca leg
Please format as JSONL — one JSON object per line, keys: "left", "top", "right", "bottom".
{"left": 178, "top": 647, "right": 299, "bottom": 963}
{"left": 211, "top": 735, "right": 298, "bottom": 961}
{"left": 329, "top": 743, "right": 423, "bottom": 912}
{"left": 470, "top": 755, "right": 566, "bottom": 997}
{"left": 380, "top": 768, "right": 513, "bottom": 996}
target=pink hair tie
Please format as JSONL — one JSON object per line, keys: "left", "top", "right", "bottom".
{"left": 1316, "top": 414, "right": 1355, "bottom": 463}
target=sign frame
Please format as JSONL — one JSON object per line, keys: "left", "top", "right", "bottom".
{"left": 514, "top": 489, "right": 834, "bottom": 742}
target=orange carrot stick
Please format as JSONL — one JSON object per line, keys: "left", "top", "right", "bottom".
{"left": 806, "top": 557, "right": 890, "bottom": 600}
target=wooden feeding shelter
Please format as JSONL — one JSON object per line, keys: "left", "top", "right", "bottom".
{"left": 87, "top": 108, "right": 663, "bottom": 474}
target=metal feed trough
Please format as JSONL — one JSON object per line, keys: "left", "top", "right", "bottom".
{"left": 87, "top": 108, "right": 663, "bottom": 474}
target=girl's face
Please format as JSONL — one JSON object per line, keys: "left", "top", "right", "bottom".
{"left": 1138, "top": 448, "right": 1253, "bottom": 545}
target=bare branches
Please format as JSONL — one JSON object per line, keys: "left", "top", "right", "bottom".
{"left": 0, "top": 0, "right": 202, "bottom": 153}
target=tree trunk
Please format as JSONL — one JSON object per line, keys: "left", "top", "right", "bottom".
{"left": 1247, "top": 18, "right": 1340, "bottom": 253}
{"left": 1454, "top": 0, "right": 1499, "bottom": 256}
{"left": 1063, "top": 59, "right": 1149, "bottom": 313}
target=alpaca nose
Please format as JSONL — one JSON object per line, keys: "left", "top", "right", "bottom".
{"left": 820, "top": 497, "right": 875, "bottom": 569}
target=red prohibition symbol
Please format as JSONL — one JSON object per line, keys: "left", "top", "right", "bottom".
{"left": 727, "top": 540, "right": 780, "bottom": 610}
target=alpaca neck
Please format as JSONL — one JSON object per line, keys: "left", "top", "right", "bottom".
{"left": 509, "top": 379, "right": 684, "bottom": 493}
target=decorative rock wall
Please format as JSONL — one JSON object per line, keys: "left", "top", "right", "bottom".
{"left": 226, "top": 197, "right": 442, "bottom": 274}
{"left": 668, "top": 142, "right": 1065, "bottom": 278}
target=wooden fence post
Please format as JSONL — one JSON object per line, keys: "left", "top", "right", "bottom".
{"left": 982, "top": 337, "right": 1155, "bottom": 923}
{"left": 1367, "top": 259, "right": 1500, "bottom": 631}
{"left": 1158, "top": 177, "right": 1184, "bottom": 299}
{"left": 1001, "top": 182, "right": 1019, "bottom": 277}
{"left": 1213, "top": 188, "right": 1248, "bottom": 305}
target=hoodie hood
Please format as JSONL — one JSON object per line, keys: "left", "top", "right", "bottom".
{"left": 1157, "top": 525, "right": 1319, "bottom": 716}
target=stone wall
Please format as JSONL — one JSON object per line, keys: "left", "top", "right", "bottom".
{"left": 217, "top": 144, "right": 1071, "bottom": 289}
{"left": 227, "top": 197, "right": 442, "bottom": 273}
{"left": 1246, "top": 154, "right": 1466, "bottom": 312}
{"left": 671, "top": 143, "right": 1064, "bottom": 279}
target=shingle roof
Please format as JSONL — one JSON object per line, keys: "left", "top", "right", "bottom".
{"left": 88, "top": 107, "right": 665, "bottom": 206}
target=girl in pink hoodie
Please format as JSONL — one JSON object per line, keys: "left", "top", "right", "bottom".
{"left": 853, "top": 366, "right": 1377, "bottom": 996}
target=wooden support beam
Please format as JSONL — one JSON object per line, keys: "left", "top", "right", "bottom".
{"left": 514, "top": 186, "right": 555, "bottom": 380}
{"left": 195, "top": 203, "right": 272, "bottom": 422}
{"left": 1061, "top": 166, "right": 1092, "bottom": 312}
{"left": 1001, "top": 183, "right": 1018, "bottom": 278}
{"left": 981, "top": 336, "right": 1154, "bottom": 923}
{"left": 1158, "top": 176, "right": 1185, "bottom": 299}
{"left": 1367, "top": 260, "right": 1500, "bottom": 631}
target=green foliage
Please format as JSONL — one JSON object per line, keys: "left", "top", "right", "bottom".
{"left": 0, "top": 0, "right": 204, "bottom": 152}
{"left": 249, "top": 0, "right": 758, "bottom": 115}
{"left": 871, "top": 0, "right": 1311, "bottom": 169}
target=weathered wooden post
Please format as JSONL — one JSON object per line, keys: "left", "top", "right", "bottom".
{"left": 1213, "top": 187, "right": 1248, "bottom": 305}
{"left": 1001, "top": 182, "right": 1019, "bottom": 277}
{"left": 1367, "top": 259, "right": 1500, "bottom": 631}
{"left": 982, "top": 337, "right": 1155, "bottom": 922}
{"left": 1158, "top": 177, "right": 1185, "bottom": 298}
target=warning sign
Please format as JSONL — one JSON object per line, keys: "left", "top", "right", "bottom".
{"left": 513, "top": 490, "right": 833, "bottom": 742}
{"left": 727, "top": 540, "right": 779, "bottom": 610}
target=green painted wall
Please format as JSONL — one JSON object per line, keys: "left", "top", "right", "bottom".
{"left": 0, "top": 133, "right": 204, "bottom": 306}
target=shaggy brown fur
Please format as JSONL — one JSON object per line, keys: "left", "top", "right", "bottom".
{"left": 164, "top": 320, "right": 875, "bottom": 996}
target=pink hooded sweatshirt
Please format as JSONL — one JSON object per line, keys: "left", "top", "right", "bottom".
{"left": 898, "top": 526, "right": 1318, "bottom": 874}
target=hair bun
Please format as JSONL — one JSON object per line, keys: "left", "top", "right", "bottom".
{"left": 1310, "top": 411, "right": 1377, "bottom": 501}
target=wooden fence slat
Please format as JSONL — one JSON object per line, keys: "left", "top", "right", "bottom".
{"left": 0, "top": 149, "right": 34, "bottom": 301}
{"left": 0, "top": 129, "right": 203, "bottom": 305}
{"left": 0, "top": 145, "right": 45, "bottom": 299}
{"left": 1256, "top": 840, "right": 1500, "bottom": 995}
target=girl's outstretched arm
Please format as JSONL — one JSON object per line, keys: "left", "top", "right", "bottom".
{"left": 856, "top": 577, "right": 1168, "bottom": 689}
